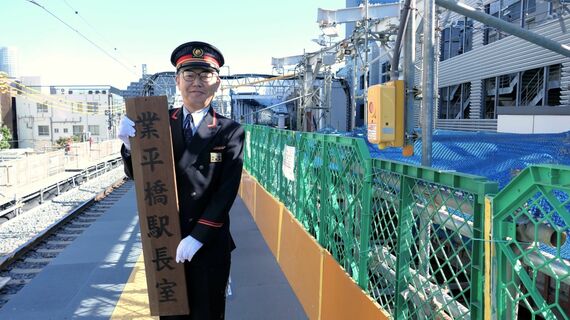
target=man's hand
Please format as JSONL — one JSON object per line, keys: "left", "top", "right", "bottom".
{"left": 118, "top": 116, "right": 136, "bottom": 150}
{"left": 176, "top": 235, "right": 203, "bottom": 263}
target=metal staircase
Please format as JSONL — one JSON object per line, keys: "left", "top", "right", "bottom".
{"left": 520, "top": 68, "right": 544, "bottom": 106}
{"left": 497, "top": 74, "right": 519, "bottom": 95}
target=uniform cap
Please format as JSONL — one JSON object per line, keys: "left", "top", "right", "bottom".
{"left": 170, "top": 41, "right": 224, "bottom": 72}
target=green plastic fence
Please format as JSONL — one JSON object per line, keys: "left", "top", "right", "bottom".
{"left": 297, "top": 132, "right": 372, "bottom": 285}
{"left": 493, "top": 165, "right": 570, "bottom": 320}
{"left": 242, "top": 124, "right": 570, "bottom": 320}
{"left": 371, "top": 161, "right": 497, "bottom": 320}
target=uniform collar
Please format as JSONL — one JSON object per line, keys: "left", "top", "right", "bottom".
{"left": 182, "top": 105, "right": 210, "bottom": 128}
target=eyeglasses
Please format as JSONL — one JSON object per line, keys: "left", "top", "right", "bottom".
{"left": 180, "top": 70, "right": 216, "bottom": 82}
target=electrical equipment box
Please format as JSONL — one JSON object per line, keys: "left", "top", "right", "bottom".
{"left": 367, "top": 80, "right": 404, "bottom": 149}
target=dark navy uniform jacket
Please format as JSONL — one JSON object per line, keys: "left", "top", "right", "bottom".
{"left": 121, "top": 106, "right": 244, "bottom": 266}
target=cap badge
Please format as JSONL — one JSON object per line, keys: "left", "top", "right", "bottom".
{"left": 192, "top": 48, "right": 204, "bottom": 58}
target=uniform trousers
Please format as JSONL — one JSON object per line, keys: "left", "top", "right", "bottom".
{"left": 160, "top": 262, "right": 231, "bottom": 320}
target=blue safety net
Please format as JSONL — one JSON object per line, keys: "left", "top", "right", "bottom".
{"left": 322, "top": 128, "right": 570, "bottom": 189}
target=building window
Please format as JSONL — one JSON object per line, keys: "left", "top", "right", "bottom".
{"left": 546, "top": 64, "right": 561, "bottom": 106}
{"left": 359, "top": 72, "right": 370, "bottom": 90}
{"left": 64, "top": 128, "right": 69, "bottom": 133}
{"left": 485, "top": 0, "right": 552, "bottom": 44}
{"left": 483, "top": 77, "right": 497, "bottom": 118}
{"left": 37, "top": 102, "right": 48, "bottom": 113}
{"left": 498, "top": 73, "right": 519, "bottom": 106}
{"left": 38, "top": 125, "right": 49, "bottom": 136}
{"left": 438, "top": 82, "right": 471, "bottom": 119}
{"left": 440, "top": 18, "right": 473, "bottom": 61}
{"left": 88, "top": 125, "right": 100, "bottom": 136}
{"left": 74, "top": 102, "right": 84, "bottom": 113}
{"left": 520, "top": 67, "right": 544, "bottom": 106}
{"left": 88, "top": 102, "right": 99, "bottom": 114}
{"left": 484, "top": 1, "right": 504, "bottom": 44}
{"left": 73, "top": 125, "right": 84, "bottom": 136}
{"left": 482, "top": 64, "right": 561, "bottom": 116}
{"left": 523, "top": 0, "right": 552, "bottom": 29}
{"left": 54, "top": 128, "right": 59, "bottom": 133}
{"left": 381, "top": 62, "right": 391, "bottom": 83}
{"left": 502, "top": 0, "right": 522, "bottom": 24}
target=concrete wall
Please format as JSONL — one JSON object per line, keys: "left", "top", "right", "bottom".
{"left": 0, "top": 139, "right": 122, "bottom": 187}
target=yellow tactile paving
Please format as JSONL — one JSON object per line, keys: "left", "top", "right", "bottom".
{"left": 110, "top": 253, "right": 157, "bottom": 319}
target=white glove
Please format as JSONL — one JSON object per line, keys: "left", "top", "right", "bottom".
{"left": 176, "top": 235, "right": 203, "bottom": 263}
{"left": 118, "top": 115, "right": 136, "bottom": 150}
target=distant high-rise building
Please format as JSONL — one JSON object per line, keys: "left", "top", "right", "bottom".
{"left": 0, "top": 47, "right": 19, "bottom": 78}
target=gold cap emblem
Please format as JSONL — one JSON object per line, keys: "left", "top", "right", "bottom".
{"left": 192, "top": 48, "right": 204, "bottom": 58}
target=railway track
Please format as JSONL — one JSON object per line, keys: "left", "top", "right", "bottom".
{"left": 0, "top": 177, "right": 132, "bottom": 309}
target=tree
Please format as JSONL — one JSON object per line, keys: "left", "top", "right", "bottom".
{"left": 55, "top": 135, "right": 80, "bottom": 148}
{"left": 0, "top": 125, "right": 11, "bottom": 149}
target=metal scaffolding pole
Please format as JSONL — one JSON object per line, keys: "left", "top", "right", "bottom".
{"left": 302, "top": 60, "right": 314, "bottom": 131}
{"left": 351, "top": 55, "right": 358, "bottom": 131}
{"left": 363, "top": 0, "right": 370, "bottom": 126}
{"left": 403, "top": 0, "right": 416, "bottom": 146}
{"left": 422, "top": 0, "right": 435, "bottom": 166}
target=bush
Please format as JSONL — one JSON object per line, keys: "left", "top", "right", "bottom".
{"left": 0, "top": 125, "right": 11, "bottom": 149}
{"left": 55, "top": 135, "right": 80, "bottom": 148}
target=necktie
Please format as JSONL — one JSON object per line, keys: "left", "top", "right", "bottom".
{"left": 183, "top": 113, "right": 193, "bottom": 145}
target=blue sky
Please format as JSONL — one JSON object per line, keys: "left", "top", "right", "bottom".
{"left": 1, "top": 0, "right": 346, "bottom": 89}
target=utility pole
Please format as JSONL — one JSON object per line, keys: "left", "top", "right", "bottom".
{"left": 107, "top": 93, "right": 113, "bottom": 139}
{"left": 324, "top": 66, "right": 332, "bottom": 129}
{"left": 297, "top": 66, "right": 305, "bottom": 131}
{"left": 299, "top": 56, "right": 315, "bottom": 131}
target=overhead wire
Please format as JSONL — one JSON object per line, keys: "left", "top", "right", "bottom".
{"left": 222, "top": 74, "right": 297, "bottom": 90}
{"left": 24, "top": 0, "right": 138, "bottom": 77}
{"left": 12, "top": 88, "right": 123, "bottom": 116}
{"left": 3, "top": 78, "right": 125, "bottom": 115}
{"left": 61, "top": 0, "right": 139, "bottom": 72}
{"left": 5, "top": 76, "right": 120, "bottom": 112}
{"left": 23, "top": 0, "right": 167, "bottom": 93}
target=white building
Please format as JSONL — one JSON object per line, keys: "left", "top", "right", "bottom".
{"left": 14, "top": 85, "right": 124, "bottom": 150}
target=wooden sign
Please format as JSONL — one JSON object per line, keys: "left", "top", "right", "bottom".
{"left": 126, "top": 96, "right": 189, "bottom": 316}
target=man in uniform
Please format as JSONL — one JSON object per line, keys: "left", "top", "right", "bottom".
{"left": 118, "top": 41, "right": 244, "bottom": 319}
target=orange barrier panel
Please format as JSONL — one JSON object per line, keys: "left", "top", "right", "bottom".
{"left": 242, "top": 172, "right": 387, "bottom": 319}
{"left": 241, "top": 170, "right": 256, "bottom": 218}
{"left": 321, "top": 252, "right": 389, "bottom": 320}
{"left": 279, "top": 208, "right": 323, "bottom": 320}
{"left": 254, "top": 184, "right": 282, "bottom": 257}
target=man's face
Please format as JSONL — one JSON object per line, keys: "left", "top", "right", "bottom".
{"left": 175, "top": 67, "right": 220, "bottom": 112}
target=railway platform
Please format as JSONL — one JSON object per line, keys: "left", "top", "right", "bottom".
{"left": 0, "top": 180, "right": 305, "bottom": 319}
